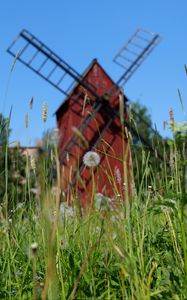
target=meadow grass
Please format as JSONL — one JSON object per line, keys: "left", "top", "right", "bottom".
{"left": 0, "top": 94, "right": 187, "bottom": 299}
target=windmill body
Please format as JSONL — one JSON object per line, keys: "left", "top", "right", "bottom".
{"left": 56, "top": 59, "right": 130, "bottom": 206}
{"left": 7, "top": 28, "right": 161, "bottom": 207}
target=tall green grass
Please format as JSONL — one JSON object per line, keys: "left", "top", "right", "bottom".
{"left": 0, "top": 91, "right": 187, "bottom": 299}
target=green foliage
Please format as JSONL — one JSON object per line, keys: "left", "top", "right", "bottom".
{"left": 0, "top": 114, "right": 9, "bottom": 145}
{"left": 128, "top": 101, "right": 167, "bottom": 189}
{"left": 1, "top": 80, "right": 187, "bottom": 299}
{"left": 128, "top": 101, "right": 155, "bottom": 144}
{"left": 0, "top": 114, "right": 37, "bottom": 208}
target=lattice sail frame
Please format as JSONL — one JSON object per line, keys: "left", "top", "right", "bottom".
{"left": 7, "top": 29, "right": 97, "bottom": 98}
{"left": 113, "top": 28, "right": 161, "bottom": 88}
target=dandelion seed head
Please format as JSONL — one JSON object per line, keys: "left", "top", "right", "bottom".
{"left": 31, "top": 242, "right": 38, "bottom": 252}
{"left": 95, "top": 193, "right": 111, "bottom": 210}
{"left": 83, "top": 151, "right": 100, "bottom": 167}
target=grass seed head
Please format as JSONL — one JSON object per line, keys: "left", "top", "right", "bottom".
{"left": 42, "top": 101, "right": 47, "bottom": 123}
{"left": 30, "top": 155, "right": 36, "bottom": 173}
{"left": 29, "top": 96, "right": 34, "bottom": 110}
{"left": 25, "top": 112, "right": 28, "bottom": 128}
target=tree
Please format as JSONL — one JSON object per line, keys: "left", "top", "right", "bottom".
{"left": 127, "top": 101, "right": 166, "bottom": 189}
{"left": 128, "top": 101, "right": 158, "bottom": 144}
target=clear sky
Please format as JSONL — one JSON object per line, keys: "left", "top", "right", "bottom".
{"left": 1, "top": 0, "right": 187, "bottom": 146}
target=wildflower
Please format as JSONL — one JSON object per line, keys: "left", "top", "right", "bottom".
{"left": 42, "top": 101, "right": 47, "bottom": 123}
{"left": 31, "top": 242, "right": 38, "bottom": 254}
{"left": 83, "top": 151, "right": 100, "bottom": 167}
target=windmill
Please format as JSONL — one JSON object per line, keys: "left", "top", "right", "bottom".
{"left": 7, "top": 28, "right": 161, "bottom": 207}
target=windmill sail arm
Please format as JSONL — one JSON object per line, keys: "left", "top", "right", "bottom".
{"left": 7, "top": 29, "right": 98, "bottom": 98}
{"left": 113, "top": 28, "right": 161, "bottom": 88}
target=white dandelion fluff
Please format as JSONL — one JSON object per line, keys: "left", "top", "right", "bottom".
{"left": 31, "top": 242, "right": 38, "bottom": 251}
{"left": 95, "top": 193, "right": 111, "bottom": 210}
{"left": 83, "top": 151, "right": 101, "bottom": 167}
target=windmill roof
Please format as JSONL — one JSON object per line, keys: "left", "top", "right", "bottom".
{"left": 55, "top": 58, "right": 127, "bottom": 115}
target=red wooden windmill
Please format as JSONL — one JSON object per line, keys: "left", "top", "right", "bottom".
{"left": 7, "top": 28, "right": 161, "bottom": 207}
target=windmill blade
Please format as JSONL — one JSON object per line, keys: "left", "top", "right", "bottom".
{"left": 7, "top": 29, "right": 97, "bottom": 98}
{"left": 113, "top": 28, "right": 161, "bottom": 88}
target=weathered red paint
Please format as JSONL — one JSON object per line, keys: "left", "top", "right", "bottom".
{"left": 56, "top": 59, "right": 131, "bottom": 208}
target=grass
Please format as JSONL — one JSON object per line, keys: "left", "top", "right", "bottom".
{"left": 0, "top": 96, "right": 187, "bottom": 299}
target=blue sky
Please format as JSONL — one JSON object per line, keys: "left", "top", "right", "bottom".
{"left": 1, "top": 0, "right": 187, "bottom": 146}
